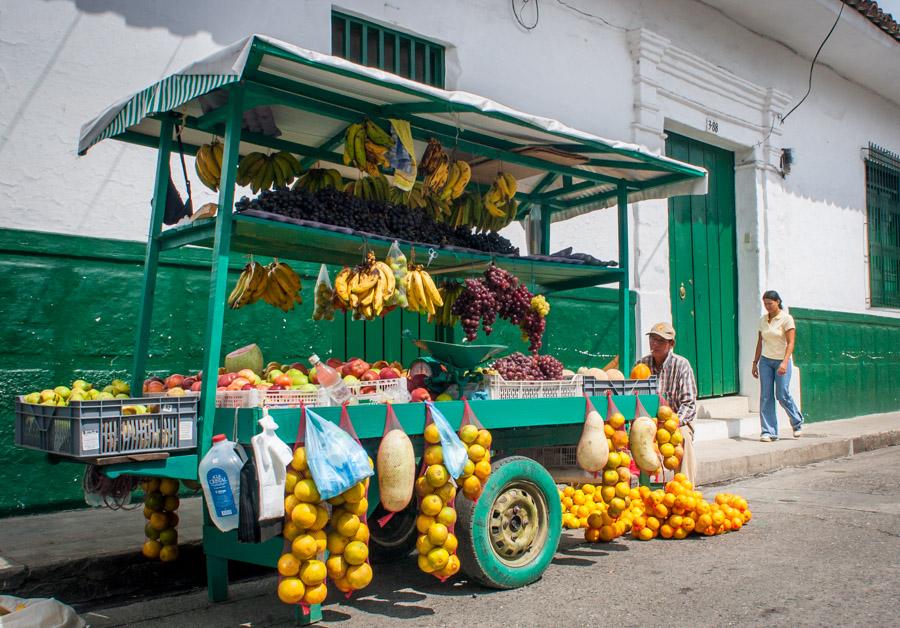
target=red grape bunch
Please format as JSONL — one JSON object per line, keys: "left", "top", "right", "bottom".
{"left": 453, "top": 277, "right": 499, "bottom": 341}
{"left": 493, "top": 352, "right": 564, "bottom": 381}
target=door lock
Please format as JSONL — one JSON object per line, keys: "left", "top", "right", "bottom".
{"left": 679, "top": 282, "right": 686, "bottom": 301}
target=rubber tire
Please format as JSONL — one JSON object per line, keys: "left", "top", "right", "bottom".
{"left": 368, "top": 499, "right": 419, "bottom": 564}
{"left": 455, "top": 456, "right": 562, "bottom": 589}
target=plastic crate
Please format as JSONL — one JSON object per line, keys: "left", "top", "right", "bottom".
{"left": 581, "top": 376, "right": 659, "bottom": 396}
{"left": 344, "top": 377, "right": 410, "bottom": 404}
{"left": 215, "top": 388, "right": 329, "bottom": 409}
{"left": 487, "top": 374, "right": 584, "bottom": 400}
{"left": 14, "top": 395, "right": 197, "bottom": 460}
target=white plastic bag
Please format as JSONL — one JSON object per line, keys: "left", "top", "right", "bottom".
{"left": 0, "top": 595, "right": 85, "bottom": 628}
{"left": 304, "top": 408, "right": 374, "bottom": 500}
{"left": 250, "top": 409, "right": 294, "bottom": 520}
{"left": 425, "top": 402, "right": 468, "bottom": 479}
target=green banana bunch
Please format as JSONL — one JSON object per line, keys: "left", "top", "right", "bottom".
{"left": 429, "top": 281, "right": 463, "bottom": 326}
{"left": 348, "top": 174, "right": 391, "bottom": 202}
{"left": 236, "top": 151, "right": 302, "bottom": 193}
{"left": 293, "top": 168, "right": 343, "bottom": 193}
{"left": 343, "top": 119, "right": 394, "bottom": 174}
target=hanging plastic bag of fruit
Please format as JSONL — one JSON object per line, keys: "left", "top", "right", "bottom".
{"left": 376, "top": 402, "right": 415, "bottom": 524}
{"left": 414, "top": 402, "right": 462, "bottom": 580}
{"left": 277, "top": 406, "right": 330, "bottom": 612}
{"left": 457, "top": 398, "right": 492, "bottom": 501}
{"left": 576, "top": 394, "right": 609, "bottom": 473}
{"left": 325, "top": 403, "right": 374, "bottom": 597}
{"left": 305, "top": 407, "right": 374, "bottom": 501}
{"left": 312, "top": 264, "right": 335, "bottom": 321}
{"left": 384, "top": 241, "right": 409, "bottom": 308}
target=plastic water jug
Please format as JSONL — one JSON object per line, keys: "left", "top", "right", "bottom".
{"left": 199, "top": 434, "right": 243, "bottom": 532}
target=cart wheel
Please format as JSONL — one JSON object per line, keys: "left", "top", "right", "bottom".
{"left": 455, "top": 456, "right": 561, "bottom": 589}
{"left": 368, "top": 500, "right": 418, "bottom": 564}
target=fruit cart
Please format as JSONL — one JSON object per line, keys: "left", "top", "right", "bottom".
{"left": 73, "top": 35, "right": 706, "bottom": 622}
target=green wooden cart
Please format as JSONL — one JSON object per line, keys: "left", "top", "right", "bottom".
{"left": 79, "top": 35, "right": 706, "bottom": 623}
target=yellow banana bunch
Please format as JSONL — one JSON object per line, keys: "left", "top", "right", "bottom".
{"left": 424, "top": 154, "right": 450, "bottom": 195}
{"left": 236, "top": 151, "right": 302, "bottom": 193}
{"left": 429, "top": 281, "right": 463, "bottom": 326}
{"left": 195, "top": 141, "right": 224, "bottom": 191}
{"left": 227, "top": 261, "right": 267, "bottom": 309}
{"left": 293, "top": 168, "right": 343, "bottom": 193}
{"left": 261, "top": 260, "right": 303, "bottom": 312}
{"left": 343, "top": 119, "right": 394, "bottom": 173}
{"left": 438, "top": 160, "right": 472, "bottom": 201}
{"left": 333, "top": 252, "right": 396, "bottom": 320}
{"left": 480, "top": 172, "right": 520, "bottom": 230}
{"left": 404, "top": 265, "right": 443, "bottom": 316}
{"left": 420, "top": 138, "right": 447, "bottom": 176}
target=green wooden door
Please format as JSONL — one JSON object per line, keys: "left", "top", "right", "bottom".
{"left": 666, "top": 132, "right": 738, "bottom": 397}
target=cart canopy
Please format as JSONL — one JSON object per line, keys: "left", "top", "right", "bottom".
{"left": 79, "top": 34, "right": 706, "bottom": 222}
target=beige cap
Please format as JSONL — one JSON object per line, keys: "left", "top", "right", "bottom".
{"left": 647, "top": 322, "right": 676, "bottom": 340}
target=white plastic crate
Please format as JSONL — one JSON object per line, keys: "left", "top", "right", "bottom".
{"left": 214, "top": 387, "right": 329, "bottom": 409}
{"left": 487, "top": 374, "right": 583, "bottom": 400}
{"left": 344, "top": 377, "right": 410, "bottom": 404}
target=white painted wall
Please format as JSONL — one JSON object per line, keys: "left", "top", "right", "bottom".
{"left": 2, "top": 0, "right": 899, "bottom": 396}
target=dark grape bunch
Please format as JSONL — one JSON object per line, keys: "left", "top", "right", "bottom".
{"left": 234, "top": 187, "right": 518, "bottom": 255}
{"left": 493, "top": 352, "right": 563, "bottom": 381}
{"left": 452, "top": 264, "right": 546, "bottom": 353}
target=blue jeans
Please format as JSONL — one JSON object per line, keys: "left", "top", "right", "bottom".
{"left": 758, "top": 356, "right": 803, "bottom": 438}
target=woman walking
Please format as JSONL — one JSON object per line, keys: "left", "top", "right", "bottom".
{"left": 751, "top": 290, "right": 804, "bottom": 441}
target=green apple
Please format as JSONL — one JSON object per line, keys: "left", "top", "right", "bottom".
{"left": 342, "top": 375, "right": 359, "bottom": 384}
{"left": 299, "top": 383, "right": 318, "bottom": 393}
{"left": 289, "top": 372, "right": 308, "bottom": 386}
{"left": 266, "top": 369, "right": 284, "bottom": 384}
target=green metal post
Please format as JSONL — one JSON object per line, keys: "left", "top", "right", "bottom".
{"left": 199, "top": 84, "right": 245, "bottom": 459}
{"left": 539, "top": 205, "right": 551, "bottom": 256}
{"left": 131, "top": 116, "right": 174, "bottom": 395}
{"left": 617, "top": 183, "right": 631, "bottom": 370}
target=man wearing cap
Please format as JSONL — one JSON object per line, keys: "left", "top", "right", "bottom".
{"left": 636, "top": 322, "right": 698, "bottom": 483}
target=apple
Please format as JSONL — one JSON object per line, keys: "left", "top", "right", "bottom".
{"left": 165, "top": 374, "right": 185, "bottom": 390}
{"left": 289, "top": 363, "right": 308, "bottom": 374}
{"left": 308, "top": 367, "right": 318, "bottom": 384}
{"left": 266, "top": 369, "right": 284, "bottom": 384}
{"left": 361, "top": 370, "right": 380, "bottom": 382}
{"left": 410, "top": 388, "right": 432, "bottom": 402}
{"left": 191, "top": 380, "right": 202, "bottom": 392}
{"left": 435, "top": 393, "right": 453, "bottom": 402}
{"left": 195, "top": 371, "right": 203, "bottom": 381}
{"left": 343, "top": 374, "right": 359, "bottom": 385}
{"left": 269, "top": 384, "right": 285, "bottom": 391}
{"left": 217, "top": 373, "right": 238, "bottom": 388}
{"left": 145, "top": 379, "right": 166, "bottom": 394}
{"left": 274, "top": 374, "right": 292, "bottom": 387}
{"left": 217, "top": 386, "right": 227, "bottom": 392}
{"left": 238, "top": 369, "right": 260, "bottom": 385}
{"left": 299, "top": 383, "right": 318, "bottom": 393}
{"left": 372, "top": 360, "right": 389, "bottom": 369}
{"left": 326, "top": 358, "right": 344, "bottom": 369}
{"left": 241, "top": 383, "right": 255, "bottom": 391}
{"left": 182, "top": 377, "right": 197, "bottom": 389}
{"left": 346, "top": 359, "right": 370, "bottom": 379}
{"left": 227, "top": 377, "right": 250, "bottom": 391}
{"left": 378, "top": 367, "right": 400, "bottom": 380}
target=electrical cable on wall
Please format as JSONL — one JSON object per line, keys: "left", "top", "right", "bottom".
{"left": 512, "top": 0, "right": 539, "bottom": 30}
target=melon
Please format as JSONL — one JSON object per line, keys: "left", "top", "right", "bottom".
{"left": 587, "top": 367, "right": 608, "bottom": 380}
{"left": 576, "top": 409, "right": 609, "bottom": 472}
{"left": 561, "top": 369, "right": 576, "bottom": 378}
{"left": 630, "top": 416, "right": 661, "bottom": 473}
{"left": 605, "top": 368, "right": 625, "bottom": 381}
{"left": 576, "top": 366, "right": 590, "bottom": 375}
{"left": 224, "top": 344, "right": 263, "bottom": 375}
{"left": 376, "top": 429, "right": 415, "bottom": 512}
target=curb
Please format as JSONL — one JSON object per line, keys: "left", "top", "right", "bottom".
{"left": 697, "top": 429, "right": 900, "bottom": 485}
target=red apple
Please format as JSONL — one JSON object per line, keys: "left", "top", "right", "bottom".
{"left": 372, "top": 360, "right": 389, "bottom": 369}
{"left": 289, "top": 363, "right": 308, "bottom": 374}
{"left": 378, "top": 367, "right": 400, "bottom": 380}
{"left": 191, "top": 380, "right": 202, "bottom": 392}
{"left": 182, "top": 377, "right": 196, "bottom": 389}
{"left": 308, "top": 368, "right": 319, "bottom": 385}
{"left": 275, "top": 374, "right": 292, "bottom": 387}
{"left": 348, "top": 359, "right": 370, "bottom": 379}
{"left": 165, "top": 374, "right": 184, "bottom": 390}
{"left": 361, "top": 370, "right": 380, "bottom": 382}
{"left": 327, "top": 358, "right": 344, "bottom": 369}
{"left": 195, "top": 371, "right": 203, "bottom": 381}
{"left": 217, "top": 373, "right": 238, "bottom": 388}
{"left": 361, "top": 385, "right": 377, "bottom": 394}
{"left": 269, "top": 384, "right": 285, "bottom": 391}
{"left": 241, "top": 383, "right": 254, "bottom": 390}
{"left": 227, "top": 377, "right": 250, "bottom": 391}
{"left": 410, "top": 388, "right": 432, "bottom": 402}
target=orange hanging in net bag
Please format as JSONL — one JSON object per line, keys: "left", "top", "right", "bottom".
{"left": 457, "top": 398, "right": 492, "bottom": 501}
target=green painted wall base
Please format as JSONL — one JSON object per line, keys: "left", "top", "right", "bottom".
{"left": 0, "top": 228, "right": 634, "bottom": 516}
{"left": 792, "top": 308, "right": 900, "bottom": 421}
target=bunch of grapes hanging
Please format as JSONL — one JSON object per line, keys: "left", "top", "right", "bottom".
{"left": 451, "top": 264, "right": 550, "bottom": 353}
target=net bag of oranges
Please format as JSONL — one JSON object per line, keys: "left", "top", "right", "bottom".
{"left": 414, "top": 402, "right": 464, "bottom": 580}
{"left": 325, "top": 403, "right": 374, "bottom": 596}
{"left": 457, "top": 398, "right": 492, "bottom": 501}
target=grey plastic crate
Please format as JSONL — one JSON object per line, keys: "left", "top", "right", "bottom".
{"left": 14, "top": 395, "right": 197, "bottom": 460}
{"left": 581, "top": 375, "right": 659, "bottom": 397}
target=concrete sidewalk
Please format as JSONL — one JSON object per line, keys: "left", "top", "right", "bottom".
{"left": 0, "top": 411, "right": 897, "bottom": 609}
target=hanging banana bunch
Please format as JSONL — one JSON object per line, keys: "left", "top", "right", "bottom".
{"left": 346, "top": 174, "right": 391, "bottom": 202}
{"left": 343, "top": 119, "right": 393, "bottom": 176}
{"left": 388, "top": 182, "right": 428, "bottom": 210}
{"left": 293, "top": 168, "right": 343, "bottom": 193}
{"left": 227, "top": 259, "right": 303, "bottom": 312}
{"left": 420, "top": 138, "right": 447, "bottom": 177}
{"left": 333, "top": 251, "right": 397, "bottom": 320}
{"left": 227, "top": 260, "right": 268, "bottom": 309}
{"left": 195, "top": 141, "right": 224, "bottom": 192}
{"left": 478, "top": 172, "right": 520, "bottom": 231}
{"left": 236, "top": 151, "right": 303, "bottom": 193}
{"left": 429, "top": 281, "right": 463, "bottom": 326}
{"left": 404, "top": 264, "right": 444, "bottom": 317}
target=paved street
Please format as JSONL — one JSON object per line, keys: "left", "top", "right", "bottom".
{"left": 82, "top": 447, "right": 900, "bottom": 628}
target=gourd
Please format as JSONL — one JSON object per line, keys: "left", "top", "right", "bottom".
{"left": 629, "top": 416, "right": 661, "bottom": 473}
{"left": 576, "top": 409, "right": 609, "bottom": 472}
{"left": 605, "top": 368, "right": 625, "bottom": 381}
{"left": 376, "top": 429, "right": 415, "bottom": 512}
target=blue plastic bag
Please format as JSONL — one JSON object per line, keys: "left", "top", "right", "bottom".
{"left": 425, "top": 402, "right": 468, "bottom": 479}
{"left": 305, "top": 408, "right": 374, "bottom": 500}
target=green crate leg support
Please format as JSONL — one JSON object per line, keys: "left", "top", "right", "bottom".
{"left": 295, "top": 604, "right": 323, "bottom": 625}
{"left": 199, "top": 84, "right": 245, "bottom": 459}
{"left": 131, "top": 115, "right": 174, "bottom": 395}
{"left": 206, "top": 554, "right": 229, "bottom": 602}
{"left": 617, "top": 183, "right": 631, "bottom": 370}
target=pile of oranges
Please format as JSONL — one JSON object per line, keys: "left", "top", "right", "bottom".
{"left": 414, "top": 423, "right": 462, "bottom": 579}
{"left": 630, "top": 474, "right": 752, "bottom": 540}
{"left": 458, "top": 423, "right": 492, "bottom": 501}
{"left": 277, "top": 446, "right": 330, "bottom": 606}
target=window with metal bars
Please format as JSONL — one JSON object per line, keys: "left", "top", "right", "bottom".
{"left": 331, "top": 11, "right": 445, "bottom": 88}
{"left": 865, "top": 144, "right": 900, "bottom": 309}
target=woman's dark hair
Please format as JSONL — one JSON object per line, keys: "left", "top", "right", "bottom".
{"left": 762, "top": 290, "right": 783, "bottom": 309}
